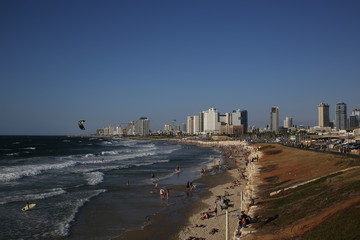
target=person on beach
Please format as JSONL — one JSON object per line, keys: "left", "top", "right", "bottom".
{"left": 166, "top": 188, "right": 170, "bottom": 199}
{"left": 213, "top": 201, "right": 218, "bottom": 218}
{"left": 159, "top": 188, "right": 165, "bottom": 200}
{"left": 200, "top": 212, "right": 210, "bottom": 220}
{"left": 186, "top": 181, "right": 190, "bottom": 191}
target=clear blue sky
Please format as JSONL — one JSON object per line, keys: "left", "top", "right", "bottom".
{"left": 1, "top": 0, "right": 359, "bottom": 135}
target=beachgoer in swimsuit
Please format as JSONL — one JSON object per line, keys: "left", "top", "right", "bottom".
{"left": 159, "top": 188, "right": 165, "bottom": 200}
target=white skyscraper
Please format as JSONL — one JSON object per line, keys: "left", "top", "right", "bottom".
{"left": 187, "top": 116, "right": 194, "bottom": 134}
{"left": 193, "top": 115, "right": 200, "bottom": 134}
{"left": 203, "top": 108, "right": 221, "bottom": 134}
{"left": 270, "top": 106, "right": 279, "bottom": 133}
{"left": 134, "top": 117, "right": 150, "bottom": 136}
{"left": 284, "top": 117, "right": 293, "bottom": 128}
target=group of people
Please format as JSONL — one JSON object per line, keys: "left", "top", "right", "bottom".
{"left": 238, "top": 211, "right": 259, "bottom": 228}
{"left": 159, "top": 187, "right": 170, "bottom": 200}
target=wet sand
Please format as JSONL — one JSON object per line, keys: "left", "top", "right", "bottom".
{"left": 113, "top": 140, "right": 261, "bottom": 240}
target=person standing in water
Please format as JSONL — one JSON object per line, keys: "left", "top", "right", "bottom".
{"left": 159, "top": 188, "right": 165, "bottom": 200}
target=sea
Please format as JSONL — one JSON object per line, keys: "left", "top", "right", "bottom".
{"left": 0, "top": 136, "right": 222, "bottom": 240}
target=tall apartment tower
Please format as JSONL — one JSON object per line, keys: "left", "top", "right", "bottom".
{"left": 203, "top": 108, "right": 221, "bottom": 134}
{"left": 284, "top": 117, "right": 293, "bottom": 128}
{"left": 335, "top": 102, "right": 347, "bottom": 130}
{"left": 232, "top": 109, "right": 248, "bottom": 133}
{"left": 318, "top": 103, "right": 330, "bottom": 127}
{"left": 193, "top": 115, "right": 200, "bottom": 134}
{"left": 135, "top": 117, "right": 150, "bottom": 136}
{"left": 187, "top": 116, "right": 194, "bottom": 134}
{"left": 270, "top": 106, "right": 279, "bottom": 133}
{"left": 352, "top": 109, "right": 360, "bottom": 127}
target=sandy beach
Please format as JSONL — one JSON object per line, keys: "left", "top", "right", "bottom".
{"left": 114, "top": 140, "right": 360, "bottom": 240}
{"left": 113, "top": 140, "right": 262, "bottom": 240}
{"left": 176, "top": 140, "right": 262, "bottom": 240}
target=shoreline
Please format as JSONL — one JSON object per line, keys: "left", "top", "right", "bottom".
{"left": 112, "top": 140, "right": 262, "bottom": 240}
{"left": 176, "top": 140, "right": 262, "bottom": 240}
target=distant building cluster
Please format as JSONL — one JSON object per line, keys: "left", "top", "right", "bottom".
{"left": 265, "top": 102, "right": 360, "bottom": 134}
{"left": 96, "top": 117, "right": 150, "bottom": 136}
{"left": 94, "top": 102, "right": 360, "bottom": 139}
{"left": 186, "top": 108, "right": 248, "bottom": 136}
{"left": 316, "top": 102, "right": 360, "bottom": 131}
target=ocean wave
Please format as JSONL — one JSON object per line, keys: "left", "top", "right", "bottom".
{"left": 23, "top": 147, "right": 36, "bottom": 150}
{"left": 140, "top": 143, "right": 156, "bottom": 148}
{"left": 0, "top": 161, "right": 78, "bottom": 182}
{"left": 5, "top": 152, "right": 19, "bottom": 156}
{"left": 0, "top": 188, "right": 66, "bottom": 204}
{"left": 52, "top": 189, "right": 106, "bottom": 237}
{"left": 84, "top": 171, "right": 104, "bottom": 185}
{"left": 101, "top": 150, "right": 118, "bottom": 156}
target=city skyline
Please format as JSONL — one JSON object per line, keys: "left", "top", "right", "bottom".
{"left": 1, "top": 1, "right": 360, "bottom": 135}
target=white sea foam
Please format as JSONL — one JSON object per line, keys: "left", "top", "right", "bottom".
{"left": 23, "top": 147, "right": 36, "bottom": 150}
{"left": 84, "top": 171, "right": 104, "bottom": 185}
{"left": 0, "top": 188, "right": 66, "bottom": 204}
{"left": 0, "top": 161, "right": 78, "bottom": 182}
{"left": 53, "top": 189, "right": 106, "bottom": 237}
{"left": 6, "top": 152, "right": 19, "bottom": 156}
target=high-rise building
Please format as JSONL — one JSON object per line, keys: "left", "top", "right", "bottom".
{"left": 318, "top": 103, "right": 330, "bottom": 127}
{"left": 335, "top": 102, "right": 347, "bottom": 130}
{"left": 270, "top": 106, "right": 279, "bottom": 133}
{"left": 187, "top": 116, "right": 194, "bottom": 134}
{"left": 349, "top": 116, "right": 359, "bottom": 128}
{"left": 231, "top": 109, "right": 248, "bottom": 133}
{"left": 199, "top": 111, "right": 205, "bottom": 133}
{"left": 193, "top": 115, "right": 200, "bottom": 134}
{"left": 203, "top": 108, "right": 221, "bottom": 134}
{"left": 164, "top": 124, "right": 172, "bottom": 134}
{"left": 284, "top": 117, "right": 293, "bottom": 128}
{"left": 352, "top": 109, "right": 360, "bottom": 127}
{"left": 134, "top": 117, "right": 150, "bottom": 136}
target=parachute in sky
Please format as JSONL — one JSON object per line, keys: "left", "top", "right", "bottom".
{"left": 78, "top": 120, "right": 86, "bottom": 130}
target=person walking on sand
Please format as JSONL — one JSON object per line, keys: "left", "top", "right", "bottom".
{"left": 213, "top": 201, "right": 218, "bottom": 218}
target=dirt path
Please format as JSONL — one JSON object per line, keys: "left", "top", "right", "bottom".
{"left": 270, "top": 166, "right": 360, "bottom": 196}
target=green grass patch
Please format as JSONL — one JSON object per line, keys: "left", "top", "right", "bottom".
{"left": 300, "top": 205, "right": 360, "bottom": 240}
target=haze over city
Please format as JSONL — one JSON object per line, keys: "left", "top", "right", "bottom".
{"left": 1, "top": 0, "right": 359, "bottom": 135}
